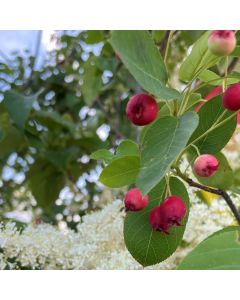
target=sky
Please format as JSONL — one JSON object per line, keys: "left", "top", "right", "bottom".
{"left": 0, "top": 30, "right": 56, "bottom": 67}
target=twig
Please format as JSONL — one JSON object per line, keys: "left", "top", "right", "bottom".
{"left": 176, "top": 169, "right": 240, "bottom": 225}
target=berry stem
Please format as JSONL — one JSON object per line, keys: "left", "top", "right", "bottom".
{"left": 191, "top": 144, "right": 201, "bottom": 156}
{"left": 175, "top": 168, "right": 240, "bottom": 225}
{"left": 165, "top": 174, "right": 172, "bottom": 197}
{"left": 223, "top": 56, "right": 229, "bottom": 92}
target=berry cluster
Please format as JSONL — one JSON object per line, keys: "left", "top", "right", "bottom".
{"left": 123, "top": 30, "right": 239, "bottom": 233}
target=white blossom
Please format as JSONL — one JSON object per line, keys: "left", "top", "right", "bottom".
{"left": 0, "top": 190, "right": 236, "bottom": 269}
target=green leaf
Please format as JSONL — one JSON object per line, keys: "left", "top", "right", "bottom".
{"left": 0, "top": 104, "right": 26, "bottom": 158}
{"left": 99, "top": 155, "right": 140, "bottom": 188}
{"left": 28, "top": 159, "right": 65, "bottom": 211}
{"left": 136, "top": 112, "right": 199, "bottom": 195}
{"left": 116, "top": 140, "right": 139, "bottom": 157}
{"left": 186, "top": 93, "right": 202, "bottom": 111}
{"left": 3, "top": 91, "right": 35, "bottom": 131}
{"left": 189, "top": 151, "right": 233, "bottom": 190}
{"left": 179, "top": 31, "right": 219, "bottom": 82}
{"left": 90, "top": 149, "right": 114, "bottom": 163}
{"left": 198, "top": 70, "right": 222, "bottom": 86}
{"left": 178, "top": 227, "right": 240, "bottom": 269}
{"left": 152, "top": 30, "right": 165, "bottom": 43}
{"left": 81, "top": 63, "right": 102, "bottom": 106}
{"left": 188, "top": 95, "right": 237, "bottom": 154}
{"left": 85, "top": 30, "right": 105, "bottom": 44}
{"left": 198, "top": 70, "right": 240, "bottom": 86}
{"left": 110, "top": 30, "right": 180, "bottom": 100}
{"left": 34, "top": 111, "right": 75, "bottom": 132}
{"left": 231, "top": 46, "right": 240, "bottom": 57}
{"left": 43, "top": 147, "right": 79, "bottom": 172}
{"left": 124, "top": 177, "right": 190, "bottom": 267}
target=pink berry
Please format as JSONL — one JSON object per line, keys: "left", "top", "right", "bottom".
{"left": 124, "top": 188, "right": 148, "bottom": 211}
{"left": 223, "top": 83, "right": 240, "bottom": 111}
{"left": 193, "top": 154, "right": 219, "bottom": 177}
{"left": 208, "top": 30, "right": 236, "bottom": 56}
{"left": 160, "top": 196, "right": 187, "bottom": 226}
{"left": 149, "top": 196, "right": 187, "bottom": 234}
{"left": 126, "top": 93, "right": 158, "bottom": 126}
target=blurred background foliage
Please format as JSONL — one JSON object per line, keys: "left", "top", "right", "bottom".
{"left": 0, "top": 30, "right": 238, "bottom": 229}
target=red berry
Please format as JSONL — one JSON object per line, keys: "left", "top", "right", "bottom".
{"left": 124, "top": 188, "right": 148, "bottom": 211}
{"left": 223, "top": 83, "right": 240, "bottom": 111}
{"left": 208, "top": 30, "right": 236, "bottom": 56}
{"left": 160, "top": 196, "right": 187, "bottom": 226}
{"left": 126, "top": 93, "right": 158, "bottom": 126}
{"left": 149, "top": 206, "right": 169, "bottom": 232}
{"left": 149, "top": 196, "right": 187, "bottom": 234}
{"left": 193, "top": 154, "right": 219, "bottom": 177}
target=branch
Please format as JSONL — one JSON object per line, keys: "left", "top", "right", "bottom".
{"left": 176, "top": 170, "right": 240, "bottom": 225}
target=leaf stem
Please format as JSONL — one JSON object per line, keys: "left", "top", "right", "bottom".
{"left": 164, "top": 30, "right": 175, "bottom": 64}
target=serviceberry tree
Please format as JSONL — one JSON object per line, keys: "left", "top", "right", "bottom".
{"left": 92, "top": 30, "right": 240, "bottom": 269}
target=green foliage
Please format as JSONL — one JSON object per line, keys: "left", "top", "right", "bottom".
{"left": 198, "top": 70, "right": 240, "bottom": 86}
{"left": 99, "top": 155, "right": 140, "bottom": 188}
{"left": 90, "top": 149, "right": 114, "bottom": 163}
{"left": 28, "top": 159, "right": 65, "bottom": 211}
{"left": 179, "top": 31, "right": 219, "bottom": 82}
{"left": 115, "top": 139, "right": 139, "bottom": 157}
{"left": 136, "top": 112, "right": 198, "bottom": 195}
{"left": 110, "top": 30, "right": 180, "bottom": 100}
{"left": 124, "top": 177, "right": 189, "bottom": 266}
{"left": 178, "top": 227, "right": 240, "bottom": 269}
{"left": 1, "top": 30, "right": 240, "bottom": 269}
{"left": 81, "top": 61, "right": 102, "bottom": 106}
{"left": 3, "top": 91, "right": 35, "bottom": 131}
{"left": 188, "top": 95, "right": 237, "bottom": 153}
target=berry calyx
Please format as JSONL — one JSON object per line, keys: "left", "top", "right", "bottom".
{"left": 193, "top": 154, "right": 219, "bottom": 177}
{"left": 149, "top": 206, "right": 163, "bottom": 231}
{"left": 208, "top": 30, "right": 236, "bottom": 56}
{"left": 222, "top": 83, "right": 240, "bottom": 111}
{"left": 126, "top": 93, "right": 158, "bottom": 126}
{"left": 149, "top": 196, "right": 187, "bottom": 234}
{"left": 124, "top": 188, "right": 148, "bottom": 211}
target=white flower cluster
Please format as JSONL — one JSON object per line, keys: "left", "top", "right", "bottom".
{"left": 0, "top": 189, "right": 235, "bottom": 270}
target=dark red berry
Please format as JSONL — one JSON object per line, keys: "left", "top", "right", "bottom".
{"left": 126, "top": 93, "right": 158, "bottom": 126}
{"left": 223, "top": 83, "right": 240, "bottom": 111}
{"left": 149, "top": 196, "right": 187, "bottom": 234}
{"left": 149, "top": 206, "right": 172, "bottom": 234}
